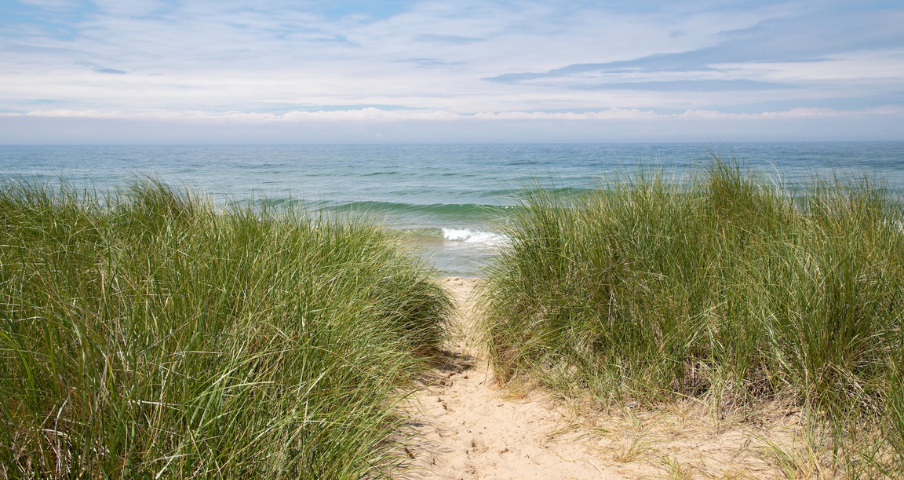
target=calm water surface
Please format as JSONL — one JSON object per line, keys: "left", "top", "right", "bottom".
{"left": 3, "top": 143, "right": 903, "bottom": 276}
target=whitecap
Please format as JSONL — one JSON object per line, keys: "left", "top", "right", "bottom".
{"left": 441, "top": 227, "right": 508, "bottom": 246}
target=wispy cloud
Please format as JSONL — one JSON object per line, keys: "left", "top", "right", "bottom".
{"left": 552, "top": 80, "right": 796, "bottom": 92}
{"left": 413, "top": 33, "right": 482, "bottom": 44}
{"left": 397, "top": 57, "right": 466, "bottom": 67}
{"left": 74, "top": 61, "right": 126, "bottom": 74}
{"left": 486, "top": 8, "right": 904, "bottom": 91}
{"left": 7, "top": 105, "right": 902, "bottom": 122}
{"left": 0, "top": 0, "right": 901, "bottom": 142}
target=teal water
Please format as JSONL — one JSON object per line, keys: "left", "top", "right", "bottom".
{"left": 3, "top": 143, "right": 903, "bottom": 276}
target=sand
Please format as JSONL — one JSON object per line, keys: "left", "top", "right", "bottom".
{"left": 398, "top": 277, "right": 797, "bottom": 480}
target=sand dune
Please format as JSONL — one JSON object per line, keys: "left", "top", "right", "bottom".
{"left": 399, "top": 277, "right": 796, "bottom": 480}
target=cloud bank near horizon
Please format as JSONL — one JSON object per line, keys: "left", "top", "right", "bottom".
{"left": 1, "top": 0, "right": 902, "bottom": 143}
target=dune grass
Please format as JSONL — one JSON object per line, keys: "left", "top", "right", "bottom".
{"left": 480, "top": 159, "right": 904, "bottom": 477}
{"left": 0, "top": 177, "right": 450, "bottom": 479}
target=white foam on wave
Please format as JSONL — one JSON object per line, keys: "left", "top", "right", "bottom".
{"left": 442, "top": 227, "right": 507, "bottom": 246}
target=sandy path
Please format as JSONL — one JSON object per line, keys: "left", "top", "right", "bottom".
{"left": 400, "top": 277, "right": 613, "bottom": 479}
{"left": 398, "top": 277, "right": 793, "bottom": 480}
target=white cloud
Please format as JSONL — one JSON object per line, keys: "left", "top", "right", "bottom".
{"left": 7, "top": 105, "right": 903, "bottom": 124}
{"left": 0, "top": 0, "right": 902, "bottom": 141}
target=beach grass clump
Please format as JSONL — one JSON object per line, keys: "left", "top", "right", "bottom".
{"left": 481, "top": 159, "right": 904, "bottom": 472}
{"left": 0, "top": 177, "right": 450, "bottom": 479}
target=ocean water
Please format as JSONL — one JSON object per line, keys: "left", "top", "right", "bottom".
{"left": 3, "top": 143, "right": 903, "bottom": 277}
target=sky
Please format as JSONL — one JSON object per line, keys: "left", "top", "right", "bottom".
{"left": 0, "top": 0, "right": 903, "bottom": 143}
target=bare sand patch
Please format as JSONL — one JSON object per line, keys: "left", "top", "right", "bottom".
{"left": 398, "top": 277, "right": 799, "bottom": 479}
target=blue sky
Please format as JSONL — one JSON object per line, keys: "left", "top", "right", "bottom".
{"left": 0, "top": 0, "right": 902, "bottom": 143}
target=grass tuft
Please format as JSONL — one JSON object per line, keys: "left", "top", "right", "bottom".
{"left": 480, "top": 157, "right": 904, "bottom": 477}
{"left": 0, "top": 176, "right": 450, "bottom": 479}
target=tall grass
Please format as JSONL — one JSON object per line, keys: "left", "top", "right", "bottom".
{"left": 0, "top": 177, "right": 450, "bottom": 479}
{"left": 481, "top": 159, "right": 904, "bottom": 475}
